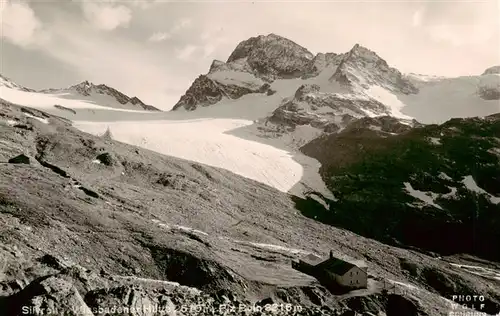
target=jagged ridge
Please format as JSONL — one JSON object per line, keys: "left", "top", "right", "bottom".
{"left": 41, "top": 80, "right": 161, "bottom": 111}
{"left": 330, "top": 44, "right": 418, "bottom": 94}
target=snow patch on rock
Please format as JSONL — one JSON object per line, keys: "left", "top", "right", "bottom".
{"left": 23, "top": 112, "right": 49, "bottom": 124}
{"left": 403, "top": 182, "right": 442, "bottom": 209}
{"left": 462, "top": 175, "right": 500, "bottom": 204}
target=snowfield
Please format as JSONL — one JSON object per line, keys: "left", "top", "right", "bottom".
{"left": 400, "top": 75, "right": 500, "bottom": 124}
{"left": 73, "top": 118, "right": 331, "bottom": 197}
{"left": 0, "top": 87, "right": 151, "bottom": 113}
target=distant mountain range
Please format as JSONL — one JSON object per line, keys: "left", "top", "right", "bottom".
{"left": 0, "top": 75, "right": 161, "bottom": 112}
{"left": 172, "top": 33, "right": 499, "bottom": 127}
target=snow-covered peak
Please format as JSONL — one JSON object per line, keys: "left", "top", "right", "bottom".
{"left": 227, "top": 33, "right": 312, "bottom": 63}
{"left": 39, "top": 81, "right": 161, "bottom": 111}
{"left": 67, "top": 80, "right": 95, "bottom": 96}
{"left": 482, "top": 65, "right": 500, "bottom": 75}
{"left": 0, "top": 74, "right": 34, "bottom": 92}
{"left": 345, "top": 43, "right": 380, "bottom": 62}
{"left": 330, "top": 43, "right": 418, "bottom": 95}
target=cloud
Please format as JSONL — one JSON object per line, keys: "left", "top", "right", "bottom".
{"left": 411, "top": 2, "right": 498, "bottom": 47}
{"left": 428, "top": 23, "right": 494, "bottom": 47}
{"left": 81, "top": 2, "right": 132, "bottom": 31}
{"left": 175, "top": 45, "right": 198, "bottom": 61}
{"left": 174, "top": 18, "right": 192, "bottom": 31}
{"left": 147, "top": 18, "right": 192, "bottom": 42}
{"left": 412, "top": 8, "right": 423, "bottom": 27}
{"left": 198, "top": 27, "right": 229, "bottom": 59}
{"left": 148, "top": 32, "right": 172, "bottom": 42}
{"left": 202, "top": 44, "right": 216, "bottom": 59}
{"left": 0, "top": 1, "right": 42, "bottom": 47}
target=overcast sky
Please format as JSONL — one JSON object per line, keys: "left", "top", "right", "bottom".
{"left": 1, "top": 0, "right": 499, "bottom": 110}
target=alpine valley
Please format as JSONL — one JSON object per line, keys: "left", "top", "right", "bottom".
{"left": 1, "top": 34, "right": 499, "bottom": 316}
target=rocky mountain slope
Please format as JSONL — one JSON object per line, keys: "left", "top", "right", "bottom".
{"left": 171, "top": 73, "right": 273, "bottom": 111}
{"left": 329, "top": 44, "right": 417, "bottom": 96}
{"left": 2, "top": 99, "right": 500, "bottom": 315}
{"left": 300, "top": 113, "right": 500, "bottom": 264}
{"left": 0, "top": 75, "right": 35, "bottom": 93}
{"left": 39, "top": 81, "right": 161, "bottom": 112}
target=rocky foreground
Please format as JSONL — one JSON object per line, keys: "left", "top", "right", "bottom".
{"left": 0, "top": 99, "right": 499, "bottom": 315}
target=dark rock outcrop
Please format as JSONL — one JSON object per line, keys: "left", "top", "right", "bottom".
{"left": 95, "top": 152, "right": 116, "bottom": 166}
{"left": 172, "top": 75, "right": 270, "bottom": 111}
{"left": 172, "top": 75, "right": 228, "bottom": 111}
{"left": 8, "top": 154, "right": 31, "bottom": 165}
{"left": 294, "top": 84, "right": 320, "bottom": 100}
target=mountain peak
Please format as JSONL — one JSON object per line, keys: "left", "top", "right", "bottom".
{"left": 344, "top": 43, "right": 387, "bottom": 66}
{"left": 74, "top": 80, "right": 93, "bottom": 87}
{"left": 331, "top": 44, "right": 417, "bottom": 94}
{"left": 257, "top": 33, "right": 285, "bottom": 41}
{"left": 225, "top": 33, "right": 313, "bottom": 80}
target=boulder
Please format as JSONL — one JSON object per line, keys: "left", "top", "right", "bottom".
{"left": 8, "top": 154, "right": 31, "bottom": 165}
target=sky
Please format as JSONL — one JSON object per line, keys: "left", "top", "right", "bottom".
{"left": 1, "top": 0, "right": 499, "bottom": 110}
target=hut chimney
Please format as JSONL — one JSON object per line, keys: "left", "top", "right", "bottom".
{"left": 329, "top": 250, "right": 333, "bottom": 259}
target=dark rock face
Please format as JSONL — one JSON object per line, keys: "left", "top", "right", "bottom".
{"left": 302, "top": 53, "right": 345, "bottom": 79}
{"left": 227, "top": 34, "right": 314, "bottom": 80}
{"left": 148, "top": 246, "right": 240, "bottom": 291}
{"left": 8, "top": 154, "right": 31, "bottom": 165}
{"left": 330, "top": 44, "right": 418, "bottom": 94}
{"left": 294, "top": 84, "right": 321, "bottom": 100}
{"left": 95, "top": 152, "right": 116, "bottom": 166}
{"left": 172, "top": 75, "right": 271, "bottom": 111}
{"left": 172, "top": 75, "right": 224, "bottom": 111}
